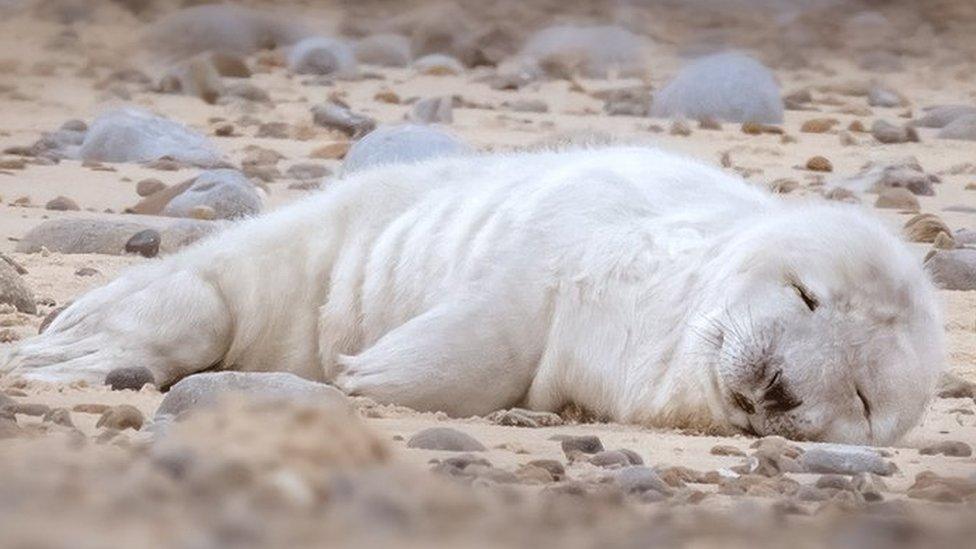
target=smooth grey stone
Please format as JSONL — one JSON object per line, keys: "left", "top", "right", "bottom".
{"left": 144, "top": 4, "right": 311, "bottom": 61}
{"left": 163, "top": 169, "right": 262, "bottom": 220}
{"left": 560, "top": 435, "right": 604, "bottom": 455}
{"left": 288, "top": 37, "right": 357, "bottom": 77}
{"left": 79, "top": 108, "right": 223, "bottom": 168}
{"left": 653, "top": 52, "right": 783, "bottom": 124}
{"left": 311, "top": 102, "right": 376, "bottom": 138}
{"left": 938, "top": 114, "right": 976, "bottom": 141}
{"left": 521, "top": 24, "right": 646, "bottom": 79}
{"left": 105, "top": 366, "right": 155, "bottom": 391}
{"left": 925, "top": 248, "right": 976, "bottom": 290}
{"left": 16, "top": 218, "right": 222, "bottom": 256}
{"left": 914, "top": 105, "right": 976, "bottom": 128}
{"left": 155, "top": 371, "right": 348, "bottom": 420}
{"left": 342, "top": 124, "right": 469, "bottom": 175}
{"left": 0, "top": 260, "right": 35, "bottom": 314}
{"left": 125, "top": 229, "right": 160, "bottom": 258}
{"left": 406, "top": 427, "right": 486, "bottom": 452}
{"left": 615, "top": 466, "right": 673, "bottom": 495}
{"left": 355, "top": 34, "right": 411, "bottom": 67}
{"left": 801, "top": 445, "right": 895, "bottom": 476}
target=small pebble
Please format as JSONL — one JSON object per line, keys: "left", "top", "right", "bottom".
{"left": 919, "top": 440, "right": 972, "bottom": 457}
{"left": 96, "top": 404, "right": 144, "bottom": 431}
{"left": 105, "top": 366, "right": 155, "bottom": 391}
{"left": 559, "top": 435, "right": 604, "bottom": 456}
{"left": 806, "top": 155, "right": 833, "bottom": 172}
{"left": 125, "top": 229, "right": 161, "bottom": 258}
{"left": 44, "top": 196, "right": 79, "bottom": 211}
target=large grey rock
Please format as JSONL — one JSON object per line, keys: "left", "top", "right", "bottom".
{"left": 520, "top": 25, "right": 647, "bottom": 79}
{"left": 914, "top": 105, "right": 976, "bottom": 128}
{"left": 653, "top": 52, "right": 783, "bottom": 124}
{"left": 79, "top": 108, "right": 223, "bottom": 168}
{"left": 287, "top": 37, "right": 357, "bottom": 77}
{"left": 163, "top": 170, "right": 262, "bottom": 220}
{"left": 16, "top": 218, "right": 221, "bottom": 256}
{"left": 925, "top": 249, "right": 976, "bottom": 291}
{"left": 406, "top": 427, "right": 486, "bottom": 452}
{"left": 156, "top": 371, "right": 348, "bottom": 420}
{"left": 801, "top": 445, "right": 895, "bottom": 476}
{"left": 355, "top": 33, "right": 411, "bottom": 67}
{"left": 938, "top": 114, "right": 976, "bottom": 141}
{"left": 0, "top": 260, "right": 35, "bottom": 314}
{"left": 143, "top": 4, "right": 311, "bottom": 61}
{"left": 342, "top": 124, "right": 469, "bottom": 175}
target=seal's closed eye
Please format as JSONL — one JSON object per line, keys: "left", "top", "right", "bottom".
{"left": 790, "top": 281, "right": 819, "bottom": 312}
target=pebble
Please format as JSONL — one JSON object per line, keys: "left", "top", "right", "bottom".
{"left": 653, "top": 52, "right": 783, "bottom": 123}
{"left": 867, "top": 86, "right": 906, "bottom": 108}
{"left": 407, "top": 427, "right": 486, "bottom": 452}
{"left": 914, "top": 105, "right": 976, "bottom": 128}
{"left": 80, "top": 108, "right": 223, "bottom": 168}
{"left": 409, "top": 96, "right": 454, "bottom": 124}
{"left": 0, "top": 260, "right": 36, "bottom": 314}
{"left": 18, "top": 219, "right": 217, "bottom": 256}
{"left": 105, "top": 366, "right": 155, "bottom": 391}
{"left": 918, "top": 440, "right": 972, "bottom": 457}
{"left": 852, "top": 472, "right": 887, "bottom": 502}
{"left": 806, "top": 156, "right": 833, "bottom": 172}
{"left": 4, "top": 402, "right": 50, "bottom": 416}
{"left": 288, "top": 37, "right": 357, "bottom": 77}
{"left": 903, "top": 213, "right": 951, "bottom": 243}
{"left": 874, "top": 187, "right": 919, "bottom": 211}
{"left": 286, "top": 163, "right": 330, "bottom": 181}
{"left": 800, "top": 118, "right": 838, "bottom": 133}
{"left": 136, "top": 178, "right": 167, "bottom": 197}
{"left": 125, "top": 229, "right": 161, "bottom": 258}
{"left": 156, "top": 371, "right": 349, "bottom": 420}
{"left": 354, "top": 34, "right": 411, "bottom": 68}
{"left": 924, "top": 248, "right": 976, "bottom": 290}
{"left": 44, "top": 195, "right": 79, "bottom": 211}
{"left": 589, "top": 450, "right": 642, "bottom": 469}
{"left": 527, "top": 459, "right": 565, "bottom": 480}
{"left": 871, "top": 120, "right": 919, "bottom": 144}
{"left": 413, "top": 54, "right": 464, "bottom": 76}
{"left": 521, "top": 25, "right": 646, "bottom": 79}
{"left": 800, "top": 446, "right": 895, "bottom": 476}
{"left": 163, "top": 169, "right": 262, "bottom": 220}
{"left": 96, "top": 404, "right": 144, "bottom": 431}
{"left": 311, "top": 102, "right": 376, "bottom": 138}
{"left": 208, "top": 52, "right": 251, "bottom": 78}
{"left": 906, "top": 472, "right": 976, "bottom": 504}
{"left": 74, "top": 267, "right": 99, "bottom": 277}
{"left": 502, "top": 99, "right": 549, "bottom": 114}
{"left": 938, "top": 114, "right": 976, "bottom": 141}
{"left": 73, "top": 403, "right": 110, "bottom": 414}
{"left": 615, "top": 466, "right": 673, "bottom": 496}
{"left": 710, "top": 444, "right": 746, "bottom": 457}
{"left": 488, "top": 408, "right": 563, "bottom": 428}
{"left": 342, "top": 124, "right": 469, "bottom": 175}
{"left": 669, "top": 119, "right": 692, "bottom": 136}
{"left": 256, "top": 122, "right": 290, "bottom": 139}
{"left": 559, "top": 435, "right": 604, "bottom": 456}
{"left": 937, "top": 372, "right": 976, "bottom": 398}
{"left": 41, "top": 407, "right": 74, "bottom": 428}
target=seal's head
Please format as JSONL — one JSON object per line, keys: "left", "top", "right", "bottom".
{"left": 701, "top": 205, "right": 943, "bottom": 445}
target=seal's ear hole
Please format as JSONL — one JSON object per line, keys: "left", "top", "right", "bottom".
{"left": 789, "top": 281, "right": 819, "bottom": 312}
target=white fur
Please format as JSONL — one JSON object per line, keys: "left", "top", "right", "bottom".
{"left": 2, "top": 147, "right": 944, "bottom": 444}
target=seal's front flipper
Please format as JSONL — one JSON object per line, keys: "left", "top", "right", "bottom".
{"left": 2, "top": 269, "right": 231, "bottom": 388}
{"left": 334, "top": 299, "right": 533, "bottom": 417}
